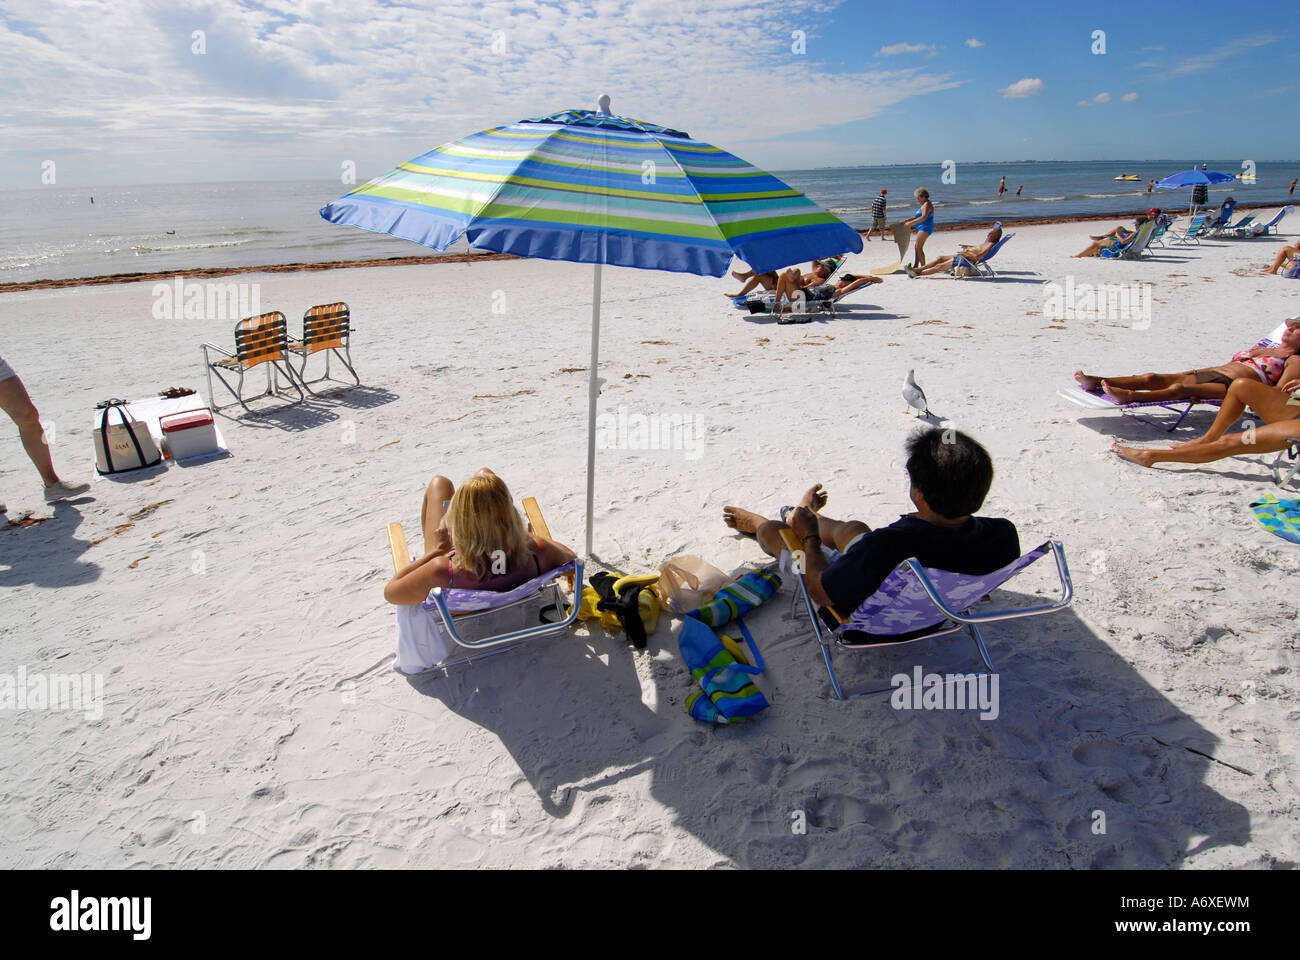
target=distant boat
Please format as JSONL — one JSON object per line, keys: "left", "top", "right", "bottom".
{"left": 1236, "top": 173, "right": 1257, "bottom": 182}
{"left": 1113, "top": 174, "right": 1141, "bottom": 182}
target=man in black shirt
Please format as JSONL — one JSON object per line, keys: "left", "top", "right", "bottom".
{"left": 723, "top": 428, "right": 1019, "bottom": 627}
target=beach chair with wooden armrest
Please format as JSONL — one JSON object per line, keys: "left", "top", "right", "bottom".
{"left": 200, "top": 311, "right": 305, "bottom": 413}
{"left": 777, "top": 528, "right": 1073, "bottom": 700}
{"left": 951, "top": 232, "right": 1015, "bottom": 278}
{"left": 1170, "top": 213, "right": 1208, "bottom": 245}
{"left": 288, "top": 302, "right": 360, "bottom": 393}
{"left": 387, "top": 496, "right": 584, "bottom": 675}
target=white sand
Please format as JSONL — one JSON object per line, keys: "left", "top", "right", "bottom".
{"left": 2, "top": 217, "right": 1297, "bottom": 868}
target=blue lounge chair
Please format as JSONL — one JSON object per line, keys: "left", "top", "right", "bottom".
{"left": 777, "top": 529, "right": 1073, "bottom": 700}
{"left": 1217, "top": 214, "right": 1256, "bottom": 238}
{"left": 1148, "top": 215, "right": 1176, "bottom": 247}
{"left": 951, "top": 232, "right": 1015, "bottom": 278}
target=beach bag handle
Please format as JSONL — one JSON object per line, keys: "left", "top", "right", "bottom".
{"left": 98, "top": 402, "right": 154, "bottom": 474}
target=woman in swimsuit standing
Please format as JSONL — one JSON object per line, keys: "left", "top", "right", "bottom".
{"left": 900, "top": 188, "right": 934, "bottom": 269}
{"left": 384, "top": 468, "right": 575, "bottom": 604}
{"left": 1074, "top": 319, "right": 1300, "bottom": 405}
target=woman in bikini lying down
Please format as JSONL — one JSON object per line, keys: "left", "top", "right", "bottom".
{"left": 1074, "top": 320, "right": 1300, "bottom": 404}
{"left": 1113, "top": 373, "right": 1300, "bottom": 468}
{"left": 384, "top": 468, "right": 575, "bottom": 605}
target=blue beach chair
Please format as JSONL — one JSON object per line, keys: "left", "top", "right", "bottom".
{"left": 951, "top": 232, "right": 1015, "bottom": 278}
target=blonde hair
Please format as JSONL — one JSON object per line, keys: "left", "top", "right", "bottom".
{"left": 445, "top": 473, "right": 530, "bottom": 581}
{"left": 915, "top": 188, "right": 930, "bottom": 201}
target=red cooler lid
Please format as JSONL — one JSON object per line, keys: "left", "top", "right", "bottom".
{"left": 161, "top": 409, "right": 214, "bottom": 432}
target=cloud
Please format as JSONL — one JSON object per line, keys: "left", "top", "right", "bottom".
{"left": 998, "top": 77, "right": 1043, "bottom": 99}
{"left": 1093, "top": 92, "right": 1111, "bottom": 104}
{"left": 1165, "top": 34, "right": 1280, "bottom": 77}
{"left": 965, "top": 38, "right": 983, "bottom": 48}
{"left": 1133, "top": 61, "right": 1160, "bottom": 69}
{"left": 0, "top": 0, "right": 966, "bottom": 187}
{"left": 1076, "top": 100, "right": 1090, "bottom": 107}
{"left": 1121, "top": 92, "right": 1138, "bottom": 102}
{"left": 877, "top": 41, "right": 935, "bottom": 56}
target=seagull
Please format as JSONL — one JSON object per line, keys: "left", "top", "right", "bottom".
{"left": 902, "top": 369, "right": 930, "bottom": 417}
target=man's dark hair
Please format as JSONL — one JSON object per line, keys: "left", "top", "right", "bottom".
{"left": 904, "top": 428, "right": 995, "bottom": 518}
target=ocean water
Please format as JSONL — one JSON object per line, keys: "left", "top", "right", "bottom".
{"left": 0, "top": 161, "right": 1296, "bottom": 285}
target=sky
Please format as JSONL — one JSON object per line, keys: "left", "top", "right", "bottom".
{"left": 1, "top": 0, "right": 1296, "bottom": 188}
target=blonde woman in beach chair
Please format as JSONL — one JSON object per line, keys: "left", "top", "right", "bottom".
{"left": 288, "top": 302, "right": 360, "bottom": 393}
{"left": 385, "top": 469, "right": 582, "bottom": 674}
{"left": 201, "top": 311, "right": 305, "bottom": 413}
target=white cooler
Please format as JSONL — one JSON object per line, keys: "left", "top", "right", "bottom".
{"left": 159, "top": 407, "right": 219, "bottom": 461}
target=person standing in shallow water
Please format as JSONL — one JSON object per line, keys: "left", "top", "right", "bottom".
{"left": 1147, "top": 179, "right": 1154, "bottom": 194}
{"left": 998, "top": 176, "right": 1006, "bottom": 197}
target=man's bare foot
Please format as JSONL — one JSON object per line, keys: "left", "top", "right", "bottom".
{"left": 1111, "top": 443, "right": 1155, "bottom": 467}
{"left": 725, "top": 292, "right": 744, "bottom": 299}
{"left": 731, "top": 269, "right": 749, "bottom": 281}
{"left": 798, "top": 483, "right": 828, "bottom": 513}
{"left": 723, "top": 506, "right": 767, "bottom": 535}
{"left": 1100, "top": 380, "right": 1138, "bottom": 404}
{"left": 1074, "top": 370, "right": 1102, "bottom": 392}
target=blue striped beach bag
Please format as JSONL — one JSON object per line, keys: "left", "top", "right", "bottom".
{"left": 678, "top": 569, "right": 781, "bottom": 723}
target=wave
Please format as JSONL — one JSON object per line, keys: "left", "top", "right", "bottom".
{"left": 130, "top": 239, "right": 255, "bottom": 255}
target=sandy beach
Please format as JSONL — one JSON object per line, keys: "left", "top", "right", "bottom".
{"left": 2, "top": 215, "right": 1298, "bottom": 869}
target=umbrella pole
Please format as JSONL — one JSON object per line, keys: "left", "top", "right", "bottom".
{"left": 584, "top": 261, "right": 602, "bottom": 557}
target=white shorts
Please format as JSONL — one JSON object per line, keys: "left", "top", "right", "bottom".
{"left": 0, "top": 354, "right": 15, "bottom": 383}
{"left": 778, "top": 531, "right": 865, "bottom": 574}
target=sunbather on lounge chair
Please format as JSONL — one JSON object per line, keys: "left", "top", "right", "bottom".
{"left": 1113, "top": 374, "right": 1300, "bottom": 468}
{"left": 770, "top": 259, "right": 838, "bottom": 308}
{"left": 721, "top": 428, "right": 1019, "bottom": 623}
{"left": 1261, "top": 243, "right": 1300, "bottom": 276}
{"left": 906, "top": 227, "right": 1002, "bottom": 277}
{"left": 384, "top": 468, "right": 576, "bottom": 604}
{"left": 1074, "top": 320, "right": 1300, "bottom": 404}
{"left": 1072, "top": 216, "right": 1148, "bottom": 258}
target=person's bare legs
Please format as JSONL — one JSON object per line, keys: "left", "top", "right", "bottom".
{"left": 1113, "top": 419, "right": 1299, "bottom": 467}
{"left": 1075, "top": 370, "right": 1193, "bottom": 393}
{"left": 421, "top": 474, "right": 455, "bottom": 550}
{"left": 1180, "top": 378, "right": 1299, "bottom": 446}
{"left": 1101, "top": 375, "right": 1229, "bottom": 404}
{"left": 913, "top": 256, "right": 955, "bottom": 277}
{"left": 723, "top": 484, "right": 870, "bottom": 556}
{"left": 772, "top": 268, "right": 804, "bottom": 307}
{"left": 913, "top": 231, "right": 929, "bottom": 268}
{"left": 0, "top": 375, "right": 60, "bottom": 487}
{"left": 725, "top": 271, "right": 777, "bottom": 299}
{"left": 1261, "top": 245, "right": 1298, "bottom": 275}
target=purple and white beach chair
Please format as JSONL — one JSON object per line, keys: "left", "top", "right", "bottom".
{"left": 779, "top": 530, "right": 1073, "bottom": 700}
{"left": 386, "top": 520, "right": 583, "bottom": 676}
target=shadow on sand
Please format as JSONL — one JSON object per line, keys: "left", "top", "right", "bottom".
{"left": 404, "top": 581, "right": 1250, "bottom": 867}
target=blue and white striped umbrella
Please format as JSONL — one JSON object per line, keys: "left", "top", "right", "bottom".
{"left": 322, "top": 99, "right": 863, "bottom": 553}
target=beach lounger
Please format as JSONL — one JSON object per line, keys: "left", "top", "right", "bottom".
{"left": 1057, "top": 324, "right": 1288, "bottom": 430}
{"left": 387, "top": 497, "right": 584, "bottom": 675}
{"left": 951, "top": 232, "right": 1015, "bottom": 278}
{"left": 1169, "top": 213, "right": 1208, "bottom": 245}
{"left": 777, "top": 528, "right": 1073, "bottom": 701}
{"left": 1099, "top": 220, "right": 1156, "bottom": 260}
{"left": 1147, "top": 215, "right": 1175, "bottom": 248}
{"left": 1218, "top": 215, "right": 1256, "bottom": 238}
{"left": 201, "top": 311, "right": 305, "bottom": 413}
{"left": 287, "top": 302, "right": 360, "bottom": 393}
{"left": 1262, "top": 206, "right": 1293, "bottom": 235}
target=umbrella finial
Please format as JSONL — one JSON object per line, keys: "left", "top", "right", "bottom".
{"left": 597, "top": 94, "right": 611, "bottom": 115}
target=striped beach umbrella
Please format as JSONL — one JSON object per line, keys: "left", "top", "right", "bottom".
{"left": 321, "top": 97, "right": 862, "bottom": 553}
